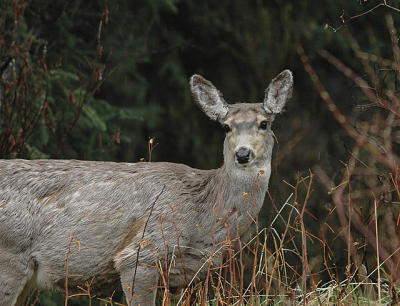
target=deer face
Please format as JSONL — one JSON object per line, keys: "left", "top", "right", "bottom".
{"left": 190, "top": 70, "right": 293, "bottom": 170}
{"left": 221, "top": 104, "right": 274, "bottom": 168}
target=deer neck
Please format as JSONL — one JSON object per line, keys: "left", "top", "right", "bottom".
{"left": 212, "top": 137, "right": 273, "bottom": 214}
{"left": 213, "top": 161, "right": 271, "bottom": 215}
{"left": 190, "top": 162, "right": 270, "bottom": 242}
{"left": 189, "top": 140, "right": 273, "bottom": 232}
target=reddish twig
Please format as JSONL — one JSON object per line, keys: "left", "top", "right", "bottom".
{"left": 326, "top": 2, "right": 400, "bottom": 33}
{"left": 129, "top": 185, "right": 165, "bottom": 305}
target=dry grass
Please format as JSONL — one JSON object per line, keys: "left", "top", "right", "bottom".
{"left": 24, "top": 6, "right": 400, "bottom": 306}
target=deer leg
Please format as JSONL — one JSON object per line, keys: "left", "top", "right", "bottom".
{"left": 120, "top": 265, "right": 159, "bottom": 306}
{"left": 0, "top": 249, "right": 33, "bottom": 305}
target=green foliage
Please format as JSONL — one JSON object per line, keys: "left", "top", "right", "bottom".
{"left": 0, "top": 0, "right": 144, "bottom": 160}
{"left": 5, "top": 0, "right": 390, "bottom": 164}
{"left": 2, "top": 0, "right": 400, "bottom": 304}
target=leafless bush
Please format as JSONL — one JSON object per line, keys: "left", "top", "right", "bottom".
{"left": 299, "top": 13, "right": 400, "bottom": 303}
{"left": 0, "top": 0, "right": 108, "bottom": 158}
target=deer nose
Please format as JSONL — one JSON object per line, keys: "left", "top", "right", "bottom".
{"left": 235, "top": 147, "right": 251, "bottom": 164}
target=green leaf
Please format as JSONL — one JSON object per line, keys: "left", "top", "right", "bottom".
{"left": 82, "top": 104, "right": 107, "bottom": 132}
{"left": 39, "top": 122, "right": 50, "bottom": 146}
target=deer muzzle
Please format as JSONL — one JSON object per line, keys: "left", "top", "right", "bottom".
{"left": 235, "top": 147, "right": 253, "bottom": 164}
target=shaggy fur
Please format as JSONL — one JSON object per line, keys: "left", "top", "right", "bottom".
{"left": 0, "top": 70, "right": 293, "bottom": 305}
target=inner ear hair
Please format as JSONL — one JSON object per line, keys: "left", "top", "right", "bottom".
{"left": 190, "top": 74, "right": 229, "bottom": 121}
{"left": 263, "top": 69, "right": 293, "bottom": 114}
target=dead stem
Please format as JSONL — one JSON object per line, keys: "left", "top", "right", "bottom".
{"left": 129, "top": 185, "right": 165, "bottom": 305}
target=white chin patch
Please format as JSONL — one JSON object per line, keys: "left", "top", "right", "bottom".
{"left": 235, "top": 160, "right": 254, "bottom": 167}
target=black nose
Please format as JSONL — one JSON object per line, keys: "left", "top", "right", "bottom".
{"left": 235, "top": 147, "right": 251, "bottom": 164}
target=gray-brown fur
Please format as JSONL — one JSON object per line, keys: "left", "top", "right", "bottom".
{"left": 0, "top": 70, "right": 293, "bottom": 305}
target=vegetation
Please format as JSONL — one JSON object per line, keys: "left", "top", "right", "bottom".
{"left": 1, "top": 0, "right": 400, "bottom": 304}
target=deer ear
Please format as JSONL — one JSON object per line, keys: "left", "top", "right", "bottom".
{"left": 263, "top": 70, "right": 293, "bottom": 114}
{"left": 190, "top": 74, "right": 229, "bottom": 121}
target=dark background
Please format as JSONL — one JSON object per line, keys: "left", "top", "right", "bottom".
{"left": 1, "top": 0, "right": 400, "bottom": 304}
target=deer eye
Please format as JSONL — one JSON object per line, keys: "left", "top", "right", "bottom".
{"left": 259, "top": 120, "right": 268, "bottom": 130}
{"left": 223, "top": 124, "right": 231, "bottom": 133}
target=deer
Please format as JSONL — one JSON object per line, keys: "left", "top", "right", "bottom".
{"left": 0, "top": 70, "right": 293, "bottom": 305}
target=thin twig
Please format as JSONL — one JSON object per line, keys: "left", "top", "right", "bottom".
{"left": 375, "top": 200, "right": 382, "bottom": 305}
{"left": 327, "top": 2, "right": 400, "bottom": 33}
{"left": 129, "top": 185, "right": 165, "bottom": 305}
{"left": 299, "top": 170, "right": 313, "bottom": 305}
